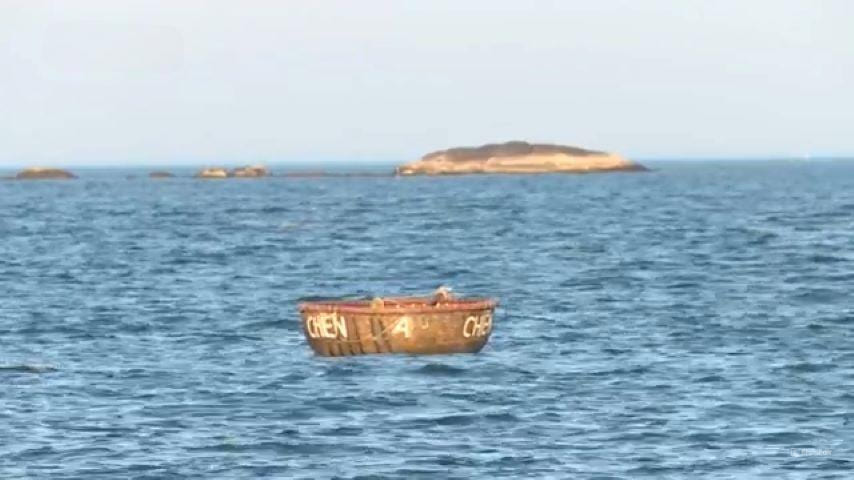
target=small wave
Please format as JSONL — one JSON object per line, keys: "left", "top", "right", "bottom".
{"left": 792, "top": 288, "right": 846, "bottom": 304}
{"left": 784, "top": 362, "right": 836, "bottom": 373}
{"left": 806, "top": 254, "right": 847, "bottom": 263}
{"left": 431, "top": 454, "right": 479, "bottom": 467}
{"left": 603, "top": 347, "right": 632, "bottom": 355}
{"left": 748, "top": 232, "right": 778, "bottom": 245}
{"left": 392, "top": 413, "right": 478, "bottom": 428}
{"left": 826, "top": 315, "right": 854, "bottom": 324}
{"left": 483, "top": 412, "right": 521, "bottom": 423}
{"left": 758, "top": 430, "right": 817, "bottom": 444}
{"left": 190, "top": 441, "right": 326, "bottom": 455}
{"left": 682, "top": 431, "right": 722, "bottom": 443}
{"left": 433, "top": 413, "right": 477, "bottom": 426}
{"left": 0, "top": 364, "right": 57, "bottom": 374}
{"left": 318, "top": 426, "right": 363, "bottom": 437}
{"left": 589, "top": 366, "right": 651, "bottom": 377}
{"left": 392, "top": 467, "right": 452, "bottom": 477}
{"left": 261, "top": 206, "right": 290, "bottom": 214}
{"left": 295, "top": 294, "right": 368, "bottom": 303}
{"left": 665, "top": 281, "right": 701, "bottom": 290}
{"left": 320, "top": 364, "right": 362, "bottom": 378}
{"left": 414, "top": 363, "right": 468, "bottom": 376}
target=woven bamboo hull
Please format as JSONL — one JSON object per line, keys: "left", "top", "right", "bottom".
{"left": 298, "top": 296, "right": 496, "bottom": 356}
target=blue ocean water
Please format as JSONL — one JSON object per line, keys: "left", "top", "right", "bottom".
{"left": 1, "top": 160, "right": 852, "bottom": 479}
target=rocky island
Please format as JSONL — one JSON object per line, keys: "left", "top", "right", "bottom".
{"left": 231, "top": 165, "right": 269, "bottom": 178}
{"left": 14, "top": 167, "right": 77, "bottom": 179}
{"left": 195, "top": 165, "right": 269, "bottom": 178}
{"left": 195, "top": 167, "right": 229, "bottom": 179}
{"left": 396, "top": 141, "right": 645, "bottom": 175}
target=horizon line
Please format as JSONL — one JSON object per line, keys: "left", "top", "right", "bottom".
{"left": 1, "top": 155, "right": 853, "bottom": 170}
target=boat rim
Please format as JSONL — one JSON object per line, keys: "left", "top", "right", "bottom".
{"left": 298, "top": 297, "right": 497, "bottom": 315}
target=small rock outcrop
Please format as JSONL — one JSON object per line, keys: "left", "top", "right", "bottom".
{"left": 396, "top": 141, "right": 645, "bottom": 175}
{"left": 194, "top": 165, "right": 270, "bottom": 178}
{"left": 15, "top": 167, "right": 77, "bottom": 180}
{"left": 231, "top": 165, "right": 269, "bottom": 178}
{"left": 149, "top": 171, "right": 175, "bottom": 179}
{"left": 195, "top": 167, "right": 229, "bottom": 179}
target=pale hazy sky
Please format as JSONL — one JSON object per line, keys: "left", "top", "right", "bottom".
{"left": 1, "top": 0, "right": 852, "bottom": 166}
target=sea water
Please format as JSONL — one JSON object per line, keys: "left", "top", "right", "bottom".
{"left": 1, "top": 160, "right": 852, "bottom": 478}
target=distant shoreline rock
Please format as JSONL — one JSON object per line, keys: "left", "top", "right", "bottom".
{"left": 149, "top": 171, "right": 175, "bottom": 179}
{"left": 195, "top": 165, "right": 270, "bottom": 178}
{"left": 396, "top": 141, "right": 646, "bottom": 175}
{"left": 195, "top": 167, "right": 229, "bottom": 179}
{"left": 15, "top": 167, "right": 77, "bottom": 180}
{"left": 231, "top": 165, "right": 269, "bottom": 178}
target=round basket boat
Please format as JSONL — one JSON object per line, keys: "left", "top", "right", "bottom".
{"left": 297, "top": 288, "right": 497, "bottom": 356}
